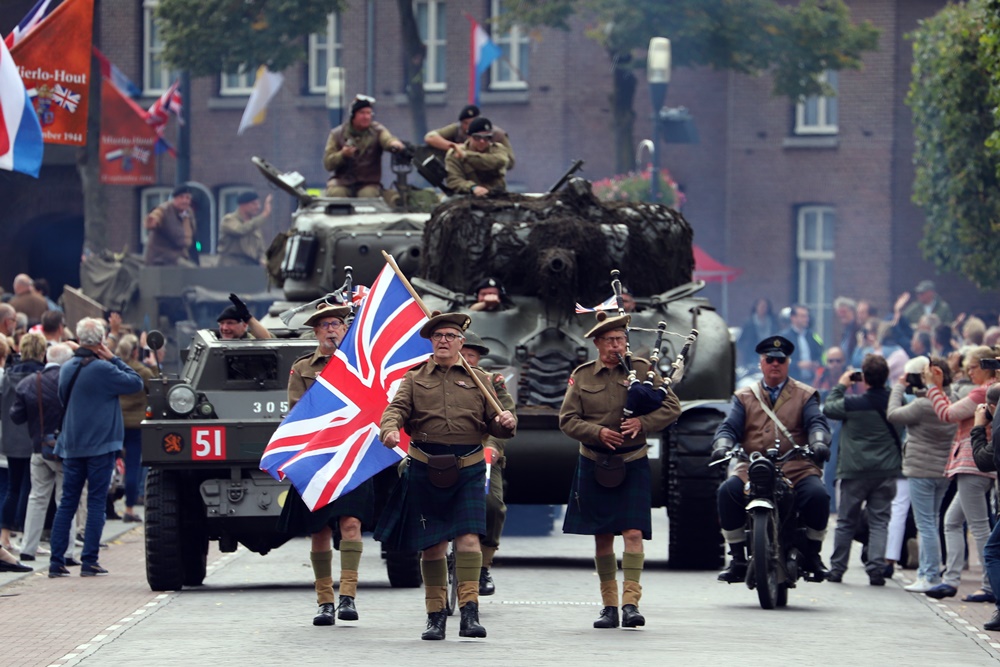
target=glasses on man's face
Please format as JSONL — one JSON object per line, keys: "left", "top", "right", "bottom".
{"left": 764, "top": 356, "right": 788, "bottom": 365}
{"left": 599, "top": 336, "right": 627, "bottom": 344}
{"left": 318, "top": 320, "right": 345, "bottom": 330}
{"left": 431, "top": 332, "right": 463, "bottom": 342}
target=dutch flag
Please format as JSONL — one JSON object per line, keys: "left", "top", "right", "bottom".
{"left": 467, "top": 15, "right": 502, "bottom": 105}
{"left": 0, "top": 36, "right": 43, "bottom": 178}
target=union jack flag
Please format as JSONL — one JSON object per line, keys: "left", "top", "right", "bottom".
{"left": 260, "top": 263, "right": 431, "bottom": 511}
{"left": 51, "top": 83, "right": 79, "bottom": 113}
{"left": 5, "top": 0, "right": 53, "bottom": 49}
{"left": 352, "top": 284, "right": 369, "bottom": 306}
{"left": 146, "top": 79, "right": 182, "bottom": 129}
{"left": 575, "top": 294, "right": 618, "bottom": 314}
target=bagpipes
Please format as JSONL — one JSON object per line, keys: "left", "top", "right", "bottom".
{"left": 277, "top": 266, "right": 356, "bottom": 326}
{"left": 602, "top": 269, "right": 699, "bottom": 419}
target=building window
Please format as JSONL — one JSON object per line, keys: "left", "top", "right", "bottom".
{"left": 796, "top": 206, "right": 836, "bottom": 343}
{"left": 415, "top": 1, "right": 446, "bottom": 91}
{"left": 143, "top": 0, "right": 172, "bottom": 95}
{"left": 139, "top": 187, "right": 173, "bottom": 249}
{"left": 221, "top": 67, "right": 255, "bottom": 96}
{"left": 308, "top": 14, "right": 343, "bottom": 94}
{"left": 489, "top": 0, "right": 528, "bottom": 90}
{"left": 795, "top": 70, "right": 838, "bottom": 135}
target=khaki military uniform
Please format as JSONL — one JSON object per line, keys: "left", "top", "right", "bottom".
{"left": 323, "top": 120, "right": 400, "bottom": 197}
{"left": 429, "top": 122, "right": 515, "bottom": 169}
{"left": 444, "top": 142, "right": 512, "bottom": 195}
{"left": 287, "top": 348, "right": 331, "bottom": 409}
{"left": 144, "top": 202, "right": 197, "bottom": 267}
{"left": 217, "top": 210, "right": 268, "bottom": 267}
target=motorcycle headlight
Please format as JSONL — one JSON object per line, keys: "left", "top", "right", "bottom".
{"left": 167, "top": 384, "right": 197, "bottom": 416}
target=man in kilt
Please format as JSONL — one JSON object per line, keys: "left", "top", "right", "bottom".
{"left": 459, "top": 331, "right": 515, "bottom": 595}
{"left": 559, "top": 314, "right": 680, "bottom": 629}
{"left": 278, "top": 303, "right": 373, "bottom": 627}
{"left": 376, "top": 312, "right": 516, "bottom": 640}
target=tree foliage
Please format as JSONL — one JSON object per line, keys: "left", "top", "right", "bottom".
{"left": 907, "top": 0, "right": 1000, "bottom": 289}
{"left": 499, "top": 0, "right": 879, "bottom": 172}
{"left": 981, "top": 0, "right": 1000, "bottom": 174}
{"left": 156, "top": 0, "right": 344, "bottom": 76}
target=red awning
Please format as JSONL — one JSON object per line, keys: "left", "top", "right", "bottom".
{"left": 693, "top": 245, "right": 742, "bottom": 284}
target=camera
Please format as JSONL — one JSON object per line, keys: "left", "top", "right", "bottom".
{"left": 905, "top": 372, "right": 925, "bottom": 395}
{"left": 849, "top": 371, "right": 863, "bottom": 382}
{"left": 980, "top": 359, "right": 1000, "bottom": 370}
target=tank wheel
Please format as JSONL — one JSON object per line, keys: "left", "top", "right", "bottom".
{"left": 145, "top": 469, "right": 184, "bottom": 591}
{"left": 385, "top": 550, "right": 422, "bottom": 588}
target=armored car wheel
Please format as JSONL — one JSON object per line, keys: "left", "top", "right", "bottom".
{"left": 179, "top": 486, "right": 209, "bottom": 587}
{"left": 145, "top": 469, "right": 184, "bottom": 591}
{"left": 385, "top": 550, "right": 422, "bottom": 588}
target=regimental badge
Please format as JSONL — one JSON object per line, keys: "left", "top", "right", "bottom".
{"left": 456, "top": 380, "right": 469, "bottom": 388}
{"left": 567, "top": 377, "right": 575, "bottom": 386}
{"left": 162, "top": 432, "right": 185, "bottom": 455}
{"left": 773, "top": 339, "right": 781, "bottom": 349}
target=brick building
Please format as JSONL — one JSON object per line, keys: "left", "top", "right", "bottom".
{"left": 0, "top": 0, "right": 991, "bottom": 344}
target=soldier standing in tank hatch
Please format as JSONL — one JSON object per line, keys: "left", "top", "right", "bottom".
{"left": 444, "top": 117, "right": 512, "bottom": 197}
{"left": 323, "top": 95, "right": 405, "bottom": 198}
{"left": 459, "top": 331, "right": 514, "bottom": 596}
{"left": 425, "top": 104, "right": 515, "bottom": 168}
{"left": 375, "top": 312, "right": 516, "bottom": 641}
{"left": 277, "top": 303, "right": 374, "bottom": 627}
{"left": 559, "top": 313, "right": 680, "bottom": 630}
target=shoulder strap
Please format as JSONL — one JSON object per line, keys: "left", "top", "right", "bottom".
{"left": 749, "top": 383, "right": 800, "bottom": 448}
{"left": 36, "top": 372, "right": 44, "bottom": 427}
{"left": 872, "top": 399, "right": 902, "bottom": 450}
{"left": 61, "top": 357, "right": 93, "bottom": 421}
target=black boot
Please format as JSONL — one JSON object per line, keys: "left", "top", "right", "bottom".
{"left": 985, "top": 609, "right": 1000, "bottom": 632}
{"left": 313, "top": 602, "right": 336, "bottom": 626}
{"left": 621, "top": 604, "right": 645, "bottom": 628}
{"left": 479, "top": 567, "right": 495, "bottom": 596}
{"left": 337, "top": 595, "right": 358, "bottom": 621}
{"left": 459, "top": 601, "right": 487, "bottom": 638}
{"left": 802, "top": 539, "right": 830, "bottom": 582}
{"left": 593, "top": 606, "right": 619, "bottom": 629}
{"left": 421, "top": 611, "right": 447, "bottom": 640}
{"left": 718, "top": 543, "right": 748, "bottom": 583}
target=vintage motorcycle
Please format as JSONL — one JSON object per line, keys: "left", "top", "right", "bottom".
{"left": 711, "top": 442, "right": 825, "bottom": 609}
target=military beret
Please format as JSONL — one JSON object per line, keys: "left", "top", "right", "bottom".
{"left": 472, "top": 277, "right": 503, "bottom": 293}
{"left": 459, "top": 104, "right": 480, "bottom": 121}
{"left": 585, "top": 314, "right": 630, "bottom": 339}
{"left": 468, "top": 117, "right": 493, "bottom": 136}
{"left": 236, "top": 191, "right": 259, "bottom": 205}
{"left": 171, "top": 184, "right": 191, "bottom": 197}
{"left": 303, "top": 302, "right": 351, "bottom": 328}
{"left": 755, "top": 335, "right": 795, "bottom": 358}
{"left": 217, "top": 305, "right": 247, "bottom": 323}
{"left": 462, "top": 330, "right": 490, "bottom": 355}
{"left": 420, "top": 312, "right": 471, "bottom": 339}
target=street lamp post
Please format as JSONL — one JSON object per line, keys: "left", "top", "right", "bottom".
{"left": 647, "top": 37, "right": 671, "bottom": 202}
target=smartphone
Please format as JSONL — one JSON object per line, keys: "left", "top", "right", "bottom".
{"left": 849, "top": 371, "right": 863, "bottom": 382}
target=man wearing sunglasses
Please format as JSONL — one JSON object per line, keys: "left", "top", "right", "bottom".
{"left": 377, "top": 312, "right": 516, "bottom": 641}
{"left": 279, "top": 303, "right": 375, "bottom": 628}
{"left": 444, "top": 117, "right": 513, "bottom": 198}
{"left": 713, "top": 335, "right": 833, "bottom": 584}
{"left": 323, "top": 95, "right": 405, "bottom": 198}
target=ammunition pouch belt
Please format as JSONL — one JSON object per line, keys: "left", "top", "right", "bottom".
{"left": 409, "top": 446, "right": 485, "bottom": 489}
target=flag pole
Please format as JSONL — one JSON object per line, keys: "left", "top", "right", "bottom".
{"left": 381, "top": 251, "right": 505, "bottom": 416}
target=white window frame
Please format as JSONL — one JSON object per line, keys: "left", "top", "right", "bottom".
{"left": 489, "top": 0, "right": 528, "bottom": 90}
{"left": 796, "top": 206, "right": 836, "bottom": 343}
{"left": 795, "top": 70, "right": 838, "bottom": 135}
{"left": 308, "top": 13, "right": 343, "bottom": 94}
{"left": 143, "top": 0, "right": 172, "bottom": 95}
{"left": 139, "top": 187, "right": 172, "bottom": 249}
{"left": 220, "top": 67, "right": 255, "bottom": 96}
{"left": 415, "top": 1, "right": 446, "bottom": 92}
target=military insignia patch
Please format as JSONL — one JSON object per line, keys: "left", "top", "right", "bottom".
{"left": 567, "top": 377, "right": 575, "bottom": 386}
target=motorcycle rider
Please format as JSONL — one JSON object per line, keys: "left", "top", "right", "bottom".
{"left": 712, "top": 335, "right": 833, "bottom": 583}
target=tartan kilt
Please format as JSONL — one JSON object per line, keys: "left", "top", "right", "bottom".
{"left": 374, "top": 458, "right": 487, "bottom": 552}
{"left": 277, "top": 479, "right": 375, "bottom": 536}
{"left": 562, "top": 455, "right": 652, "bottom": 539}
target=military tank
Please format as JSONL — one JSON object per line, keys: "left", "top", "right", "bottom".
{"left": 252, "top": 159, "right": 733, "bottom": 570}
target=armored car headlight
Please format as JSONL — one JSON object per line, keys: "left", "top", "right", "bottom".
{"left": 167, "top": 384, "right": 197, "bottom": 416}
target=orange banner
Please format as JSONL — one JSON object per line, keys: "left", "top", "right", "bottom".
{"left": 11, "top": 0, "right": 94, "bottom": 146}
{"left": 99, "top": 77, "right": 157, "bottom": 185}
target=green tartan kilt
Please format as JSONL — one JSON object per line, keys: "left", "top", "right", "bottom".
{"left": 277, "top": 479, "right": 375, "bottom": 536}
{"left": 374, "top": 456, "right": 487, "bottom": 552}
{"left": 562, "top": 455, "right": 652, "bottom": 539}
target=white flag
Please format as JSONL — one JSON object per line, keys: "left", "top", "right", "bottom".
{"left": 237, "top": 66, "right": 284, "bottom": 136}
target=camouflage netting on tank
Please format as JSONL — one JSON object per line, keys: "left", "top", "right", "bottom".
{"left": 420, "top": 178, "right": 694, "bottom": 310}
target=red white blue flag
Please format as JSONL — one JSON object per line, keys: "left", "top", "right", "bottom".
{"left": 260, "top": 263, "right": 431, "bottom": 511}
{"left": 575, "top": 295, "right": 618, "bottom": 314}
{"left": 4, "top": 0, "right": 53, "bottom": 49}
{"left": 0, "top": 37, "right": 43, "bottom": 177}
{"left": 467, "top": 15, "right": 501, "bottom": 105}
